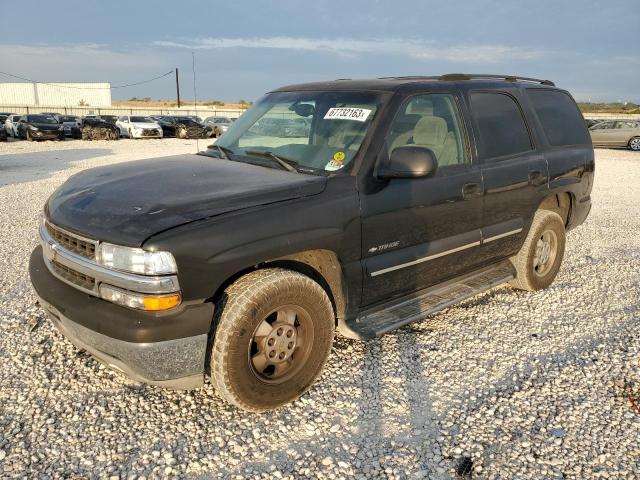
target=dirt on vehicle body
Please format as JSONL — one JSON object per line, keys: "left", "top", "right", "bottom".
{"left": 80, "top": 118, "right": 120, "bottom": 141}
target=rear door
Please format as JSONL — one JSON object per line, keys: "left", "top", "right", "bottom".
{"left": 466, "top": 90, "right": 549, "bottom": 263}
{"left": 360, "top": 90, "right": 485, "bottom": 306}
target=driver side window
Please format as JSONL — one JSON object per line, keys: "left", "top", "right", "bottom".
{"left": 386, "top": 94, "right": 468, "bottom": 167}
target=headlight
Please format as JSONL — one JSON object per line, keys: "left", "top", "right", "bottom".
{"left": 58, "top": 126, "right": 64, "bottom": 131}
{"left": 95, "top": 243, "right": 177, "bottom": 275}
{"left": 99, "top": 284, "right": 181, "bottom": 311}
{"left": 30, "top": 126, "right": 39, "bottom": 131}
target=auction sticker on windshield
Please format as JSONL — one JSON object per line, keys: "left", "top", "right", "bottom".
{"left": 324, "top": 107, "right": 372, "bottom": 122}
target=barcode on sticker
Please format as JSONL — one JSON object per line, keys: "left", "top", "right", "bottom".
{"left": 324, "top": 107, "right": 372, "bottom": 122}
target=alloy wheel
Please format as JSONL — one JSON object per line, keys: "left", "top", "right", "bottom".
{"left": 248, "top": 305, "right": 314, "bottom": 384}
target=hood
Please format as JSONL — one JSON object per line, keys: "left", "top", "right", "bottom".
{"left": 46, "top": 155, "right": 327, "bottom": 246}
{"left": 130, "top": 122, "right": 160, "bottom": 128}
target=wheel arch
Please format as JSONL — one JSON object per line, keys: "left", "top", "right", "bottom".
{"left": 537, "top": 191, "right": 572, "bottom": 227}
{"left": 210, "top": 249, "right": 347, "bottom": 326}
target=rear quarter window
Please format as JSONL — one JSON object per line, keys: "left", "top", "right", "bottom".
{"left": 527, "top": 89, "right": 590, "bottom": 146}
{"left": 469, "top": 92, "right": 532, "bottom": 161}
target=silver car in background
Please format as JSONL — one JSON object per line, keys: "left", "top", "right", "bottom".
{"left": 204, "top": 116, "right": 232, "bottom": 138}
{"left": 589, "top": 119, "right": 640, "bottom": 151}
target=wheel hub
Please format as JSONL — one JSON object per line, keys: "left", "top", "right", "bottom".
{"left": 263, "top": 322, "right": 297, "bottom": 363}
{"left": 248, "top": 306, "right": 312, "bottom": 384}
{"left": 533, "top": 229, "right": 557, "bottom": 276}
{"left": 537, "top": 237, "right": 551, "bottom": 265}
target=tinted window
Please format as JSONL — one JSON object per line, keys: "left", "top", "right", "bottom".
{"left": 527, "top": 89, "right": 590, "bottom": 146}
{"left": 470, "top": 92, "right": 532, "bottom": 160}
{"left": 386, "top": 93, "right": 468, "bottom": 167}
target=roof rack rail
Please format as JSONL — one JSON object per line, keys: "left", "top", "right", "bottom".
{"left": 439, "top": 73, "right": 555, "bottom": 86}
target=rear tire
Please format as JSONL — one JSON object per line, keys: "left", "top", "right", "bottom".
{"left": 210, "top": 268, "right": 335, "bottom": 412}
{"left": 629, "top": 137, "right": 640, "bottom": 151}
{"left": 509, "top": 210, "right": 566, "bottom": 291}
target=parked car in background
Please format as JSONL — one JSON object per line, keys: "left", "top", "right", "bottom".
{"left": 5, "top": 114, "right": 23, "bottom": 137}
{"left": 589, "top": 120, "right": 640, "bottom": 150}
{"left": 54, "top": 115, "right": 82, "bottom": 138}
{"left": 151, "top": 116, "right": 179, "bottom": 137}
{"left": 115, "top": 115, "right": 163, "bottom": 139}
{"left": 100, "top": 115, "right": 118, "bottom": 124}
{"left": 172, "top": 116, "right": 212, "bottom": 138}
{"left": 204, "top": 116, "right": 232, "bottom": 137}
{"left": 16, "top": 115, "right": 64, "bottom": 141}
{"left": 0, "top": 125, "right": 6, "bottom": 141}
{"left": 80, "top": 117, "right": 120, "bottom": 140}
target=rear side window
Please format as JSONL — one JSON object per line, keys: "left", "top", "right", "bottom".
{"left": 527, "top": 89, "right": 590, "bottom": 146}
{"left": 469, "top": 92, "right": 532, "bottom": 160}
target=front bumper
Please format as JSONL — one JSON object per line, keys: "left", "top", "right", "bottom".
{"left": 131, "top": 128, "right": 162, "bottom": 138}
{"left": 30, "top": 129, "right": 63, "bottom": 140}
{"left": 29, "top": 246, "right": 213, "bottom": 389}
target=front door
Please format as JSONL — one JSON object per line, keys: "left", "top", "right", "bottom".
{"left": 613, "top": 120, "right": 640, "bottom": 147}
{"left": 360, "top": 92, "right": 484, "bottom": 306}
{"left": 589, "top": 121, "right": 618, "bottom": 146}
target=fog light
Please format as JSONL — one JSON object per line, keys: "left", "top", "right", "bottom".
{"left": 99, "top": 284, "right": 181, "bottom": 311}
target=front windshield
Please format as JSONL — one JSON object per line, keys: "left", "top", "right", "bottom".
{"left": 215, "top": 91, "right": 386, "bottom": 173}
{"left": 29, "top": 115, "right": 58, "bottom": 124}
{"left": 130, "top": 116, "right": 153, "bottom": 123}
{"left": 59, "top": 116, "right": 77, "bottom": 122}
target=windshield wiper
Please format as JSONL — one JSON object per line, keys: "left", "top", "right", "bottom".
{"left": 244, "top": 150, "right": 298, "bottom": 173}
{"left": 201, "top": 144, "right": 233, "bottom": 160}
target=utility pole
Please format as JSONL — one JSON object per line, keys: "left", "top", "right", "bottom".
{"left": 175, "top": 68, "right": 181, "bottom": 108}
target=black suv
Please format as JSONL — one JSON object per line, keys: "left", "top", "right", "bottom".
{"left": 29, "top": 74, "right": 594, "bottom": 411}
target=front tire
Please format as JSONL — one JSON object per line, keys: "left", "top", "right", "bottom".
{"left": 210, "top": 268, "right": 335, "bottom": 412}
{"left": 629, "top": 137, "right": 640, "bottom": 151}
{"left": 509, "top": 210, "right": 566, "bottom": 291}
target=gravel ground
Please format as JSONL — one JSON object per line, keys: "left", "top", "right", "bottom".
{"left": 0, "top": 139, "right": 639, "bottom": 479}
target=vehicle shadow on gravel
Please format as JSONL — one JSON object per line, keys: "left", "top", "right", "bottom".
{"left": 0, "top": 149, "right": 112, "bottom": 186}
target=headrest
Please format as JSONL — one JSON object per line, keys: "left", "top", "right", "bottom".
{"left": 413, "top": 116, "right": 447, "bottom": 145}
{"left": 392, "top": 113, "right": 422, "bottom": 133}
{"left": 408, "top": 98, "right": 434, "bottom": 115}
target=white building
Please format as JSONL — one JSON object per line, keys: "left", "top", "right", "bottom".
{"left": 0, "top": 82, "right": 112, "bottom": 107}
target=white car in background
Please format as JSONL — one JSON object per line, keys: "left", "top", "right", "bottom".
{"left": 4, "top": 114, "right": 23, "bottom": 137}
{"left": 115, "top": 115, "right": 163, "bottom": 139}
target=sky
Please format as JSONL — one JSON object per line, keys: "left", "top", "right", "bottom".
{"left": 0, "top": 0, "right": 638, "bottom": 103}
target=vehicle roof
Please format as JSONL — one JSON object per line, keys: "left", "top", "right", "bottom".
{"left": 271, "top": 74, "right": 558, "bottom": 94}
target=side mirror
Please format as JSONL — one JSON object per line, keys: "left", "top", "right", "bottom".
{"left": 377, "top": 146, "right": 438, "bottom": 179}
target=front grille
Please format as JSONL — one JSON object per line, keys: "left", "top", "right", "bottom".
{"left": 46, "top": 222, "right": 96, "bottom": 259}
{"left": 51, "top": 260, "right": 96, "bottom": 291}
{"left": 142, "top": 129, "right": 159, "bottom": 137}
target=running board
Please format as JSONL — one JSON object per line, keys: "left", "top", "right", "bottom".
{"left": 340, "top": 262, "right": 515, "bottom": 339}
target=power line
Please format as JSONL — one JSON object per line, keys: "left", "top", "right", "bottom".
{"left": 0, "top": 70, "right": 174, "bottom": 89}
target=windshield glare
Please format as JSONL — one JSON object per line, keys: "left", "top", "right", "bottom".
{"left": 216, "top": 91, "right": 386, "bottom": 173}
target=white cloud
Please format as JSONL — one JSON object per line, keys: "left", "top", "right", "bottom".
{"left": 0, "top": 44, "right": 165, "bottom": 76}
{"left": 152, "top": 37, "right": 544, "bottom": 64}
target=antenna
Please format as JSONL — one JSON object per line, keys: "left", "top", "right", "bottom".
{"left": 192, "top": 51, "right": 199, "bottom": 152}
